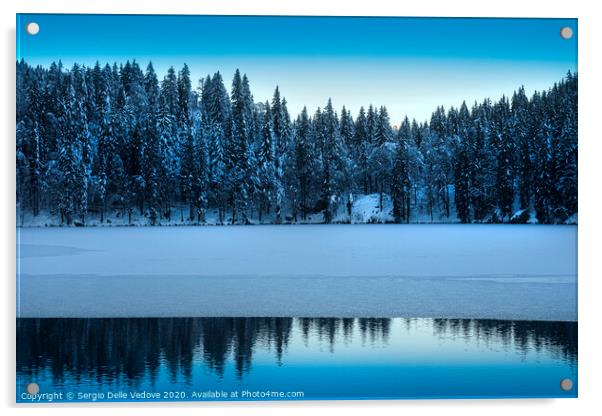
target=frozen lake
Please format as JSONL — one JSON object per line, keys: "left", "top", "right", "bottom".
{"left": 17, "top": 225, "right": 577, "bottom": 320}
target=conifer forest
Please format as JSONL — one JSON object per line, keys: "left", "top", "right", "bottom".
{"left": 16, "top": 60, "right": 577, "bottom": 226}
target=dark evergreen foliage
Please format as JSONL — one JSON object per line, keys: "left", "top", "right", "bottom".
{"left": 15, "top": 60, "right": 577, "bottom": 225}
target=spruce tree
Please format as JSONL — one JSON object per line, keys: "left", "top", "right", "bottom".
{"left": 492, "top": 96, "right": 515, "bottom": 221}
{"left": 392, "top": 117, "right": 412, "bottom": 223}
{"left": 295, "top": 107, "right": 313, "bottom": 220}
{"left": 257, "top": 101, "right": 276, "bottom": 220}
{"left": 511, "top": 87, "right": 532, "bottom": 211}
{"left": 453, "top": 102, "right": 472, "bottom": 223}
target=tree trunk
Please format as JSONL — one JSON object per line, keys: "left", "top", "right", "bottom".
{"left": 445, "top": 185, "right": 450, "bottom": 218}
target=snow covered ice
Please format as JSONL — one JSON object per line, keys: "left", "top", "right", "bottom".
{"left": 17, "top": 224, "right": 577, "bottom": 321}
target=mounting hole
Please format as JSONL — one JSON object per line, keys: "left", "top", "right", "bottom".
{"left": 560, "top": 378, "right": 573, "bottom": 391}
{"left": 26, "top": 382, "right": 40, "bottom": 395}
{"left": 560, "top": 26, "right": 573, "bottom": 40}
{"left": 26, "top": 22, "right": 40, "bottom": 36}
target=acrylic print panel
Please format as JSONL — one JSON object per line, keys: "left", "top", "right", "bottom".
{"left": 15, "top": 14, "right": 578, "bottom": 402}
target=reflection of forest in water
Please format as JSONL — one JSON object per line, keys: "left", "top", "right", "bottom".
{"left": 17, "top": 318, "right": 576, "bottom": 385}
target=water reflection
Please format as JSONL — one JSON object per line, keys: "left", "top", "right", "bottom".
{"left": 431, "top": 319, "right": 577, "bottom": 363}
{"left": 17, "top": 317, "right": 577, "bottom": 399}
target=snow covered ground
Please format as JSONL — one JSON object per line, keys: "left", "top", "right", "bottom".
{"left": 14, "top": 193, "right": 500, "bottom": 228}
{"left": 17, "top": 193, "right": 577, "bottom": 226}
{"left": 17, "top": 194, "right": 397, "bottom": 226}
{"left": 17, "top": 224, "right": 577, "bottom": 321}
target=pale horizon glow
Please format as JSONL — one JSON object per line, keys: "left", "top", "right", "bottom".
{"left": 17, "top": 14, "right": 577, "bottom": 122}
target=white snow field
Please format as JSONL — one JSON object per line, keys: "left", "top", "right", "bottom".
{"left": 17, "top": 225, "right": 577, "bottom": 320}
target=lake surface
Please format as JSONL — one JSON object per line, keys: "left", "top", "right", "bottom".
{"left": 17, "top": 317, "right": 577, "bottom": 402}
{"left": 16, "top": 225, "right": 577, "bottom": 401}
{"left": 17, "top": 225, "right": 577, "bottom": 320}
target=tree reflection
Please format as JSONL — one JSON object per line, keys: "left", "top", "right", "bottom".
{"left": 432, "top": 319, "right": 577, "bottom": 363}
{"left": 17, "top": 317, "right": 576, "bottom": 386}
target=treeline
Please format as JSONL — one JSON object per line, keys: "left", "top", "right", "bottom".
{"left": 16, "top": 60, "right": 577, "bottom": 225}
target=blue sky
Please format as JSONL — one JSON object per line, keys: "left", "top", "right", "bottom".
{"left": 17, "top": 14, "right": 577, "bottom": 123}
